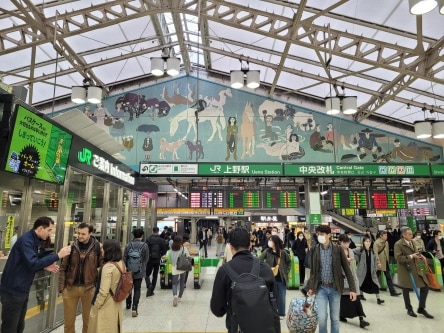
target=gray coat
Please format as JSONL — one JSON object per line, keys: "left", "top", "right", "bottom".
{"left": 342, "top": 248, "right": 360, "bottom": 295}
{"left": 394, "top": 238, "right": 429, "bottom": 289}
{"left": 354, "top": 247, "right": 380, "bottom": 288}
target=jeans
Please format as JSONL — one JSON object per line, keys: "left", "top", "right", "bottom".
{"left": 275, "top": 280, "right": 287, "bottom": 316}
{"left": 316, "top": 285, "right": 341, "bottom": 333}
{"left": 145, "top": 260, "right": 160, "bottom": 290}
{"left": 127, "top": 278, "right": 142, "bottom": 308}
{"left": 172, "top": 273, "right": 186, "bottom": 298}
{"left": 0, "top": 291, "right": 28, "bottom": 333}
{"left": 62, "top": 286, "right": 95, "bottom": 333}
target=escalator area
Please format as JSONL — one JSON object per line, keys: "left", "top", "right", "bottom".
{"left": 324, "top": 210, "right": 368, "bottom": 234}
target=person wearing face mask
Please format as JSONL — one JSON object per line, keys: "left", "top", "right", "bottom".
{"left": 291, "top": 231, "right": 308, "bottom": 285}
{"left": 426, "top": 230, "right": 444, "bottom": 271}
{"left": 373, "top": 230, "right": 401, "bottom": 296}
{"left": 306, "top": 225, "right": 357, "bottom": 333}
{"left": 354, "top": 236, "right": 384, "bottom": 304}
{"left": 412, "top": 231, "right": 425, "bottom": 252}
{"left": 259, "top": 235, "right": 291, "bottom": 319}
{"left": 338, "top": 234, "right": 369, "bottom": 328}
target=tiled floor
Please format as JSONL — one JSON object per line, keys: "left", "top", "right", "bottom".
{"left": 50, "top": 244, "right": 444, "bottom": 333}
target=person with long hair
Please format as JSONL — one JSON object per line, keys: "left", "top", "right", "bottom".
{"left": 88, "top": 240, "right": 124, "bottom": 333}
{"left": 259, "top": 235, "right": 291, "bottom": 319}
{"left": 291, "top": 231, "right": 308, "bottom": 285}
{"left": 168, "top": 236, "right": 190, "bottom": 307}
{"left": 354, "top": 235, "right": 384, "bottom": 304}
{"left": 338, "top": 234, "right": 369, "bottom": 328}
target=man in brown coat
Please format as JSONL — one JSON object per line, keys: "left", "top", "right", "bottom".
{"left": 59, "top": 223, "right": 104, "bottom": 333}
{"left": 394, "top": 227, "right": 433, "bottom": 319}
{"left": 374, "top": 230, "right": 401, "bottom": 296}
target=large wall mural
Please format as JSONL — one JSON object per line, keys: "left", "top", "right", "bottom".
{"left": 59, "top": 76, "right": 443, "bottom": 172}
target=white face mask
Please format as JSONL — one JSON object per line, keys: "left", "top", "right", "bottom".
{"left": 268, "top": 241, "right": 274, "bottom": 248}
{"left": 272, "top": 231, "right": 278, "bottom": 236}
{"left": 317, "top": 235, "right": 326, "bottom": 244}
{"left": 416, "top": 236, "right": 422, "bottom": 240}
{"left": 298, "top": 235, "right": 304, "bottom": 240}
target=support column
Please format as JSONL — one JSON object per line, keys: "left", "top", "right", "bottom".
{"left": 433, "top": 179, "right": 444, "bottom": 219}
{"left": 191, "top": 217, "right": 198, "bottom": 245}
{"left": 305, "top": 178, "right": 322, "bottom": 232}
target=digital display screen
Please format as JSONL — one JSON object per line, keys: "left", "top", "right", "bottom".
{"left": 331, "top": 187, "right": 368, "bottom": 209}
{"left": 189, "top": 188, "right": 224, "bottom": 208}
{"left": 263, "top": 190, "right": 298, "bottom": 208}
{"left": 370, "top": 188, "right": 407, "bottom": 209}
{"left": 228, "top": 190, "right": 260, "bottom": 208}
{"left": 5, "top": 105, "right": 72, "bottom": 184}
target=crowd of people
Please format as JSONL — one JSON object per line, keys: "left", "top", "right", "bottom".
{"left": 2, "top": 218, "right": 441, "bottom": 333}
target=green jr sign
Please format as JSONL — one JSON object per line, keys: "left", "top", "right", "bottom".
{"left": 284, "top": 164, "right": 431, "bottom": 177}
{"left": 198, "top": 163, "right": 283, "bottom": 176}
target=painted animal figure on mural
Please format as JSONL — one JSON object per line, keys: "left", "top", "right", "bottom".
{"left": 169, "top": 106, "right": 226, "bottom": 142}
{"left": 240, "top": 101, "right": 256, "bottom": 159}
{"left": 204, "top": 88, "right": 232, "bottom": 109}
{"left": 159, "top": 138, "right": 185, "bottom": 160}
{"left": 185, "top": 140, "right": 204, "bottom": 160}
{"left": 161, "top": 82, "right": 195, "bottom": 106}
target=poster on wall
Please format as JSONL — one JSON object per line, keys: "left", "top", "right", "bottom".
{"left": 4, "top": 105, "right": 72, "bottom": 184}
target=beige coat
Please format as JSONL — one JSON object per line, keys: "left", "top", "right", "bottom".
{"left": 373, "top": 238, "right": 390, "bottom": 271}
{"left": 88, "top": 260, "right": 124, "bottom": 333}
{"left": 394, "top": 239, "right": 429, "bottom": 289}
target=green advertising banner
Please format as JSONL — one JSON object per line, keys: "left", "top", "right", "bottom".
{"left": 198, "top": 163, "right": 283, "bottom": 176}
{"left": 284, "top": 164, "right": 430, "bottom": 177}
{"left": 5, "top": 105, "right": 72, "bottom": 184}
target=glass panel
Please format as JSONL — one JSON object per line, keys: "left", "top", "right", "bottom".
{"left": 108, "top": 182, "right": 119, "bottom": 241}
{"left": 91, "top": 178, "right": 106, "bottom": 242}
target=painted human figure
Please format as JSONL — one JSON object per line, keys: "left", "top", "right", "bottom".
{"left": 262, "top": 111, "right": 278, "bottom": 140}
{"left": 142, "top": 137, "right": 154, "bottom": 161}
{"left": 52, "top": 138, "right": 64, "bottom": 170}
{"left": 357, "top": 128, "right": 382, "bottom": 161}
{"left": 391, "top": 139, "right": 439, "bottom": 162}
{"left": 280, "top": 133, "right": 303, "bottom": 160}
{"left": 225, "top": 117, "right": 238, "bottom": 161}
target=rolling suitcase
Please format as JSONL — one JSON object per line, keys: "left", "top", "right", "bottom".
{"left": 286, "top": 296, "right": 318, "bottom": 333}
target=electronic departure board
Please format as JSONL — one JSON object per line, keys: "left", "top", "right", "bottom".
{"left": 228, "top": 190, "right": 260, "bottom": 208}
{"left": 331, "top": 187, "right": 368, "bottom": 209}
{"left": 263, "top": 190, "right": 298, "bottom": 208}
{"left": 189, "top": 188, "right": 224, "bottom": 208}
{"left": 370, "top": 187, "right": 407, "bottom": 209}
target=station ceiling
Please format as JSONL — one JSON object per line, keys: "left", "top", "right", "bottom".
{"left": 1, "top": 0, "right": 443, "bottom": 189}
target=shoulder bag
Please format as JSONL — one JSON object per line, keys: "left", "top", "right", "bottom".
{"left": 422, "top": 257, "right": 440, "bottom": 290}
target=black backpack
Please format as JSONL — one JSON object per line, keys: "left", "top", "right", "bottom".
{"left": 222, "top": 258, "right": 279, "bottom": 333}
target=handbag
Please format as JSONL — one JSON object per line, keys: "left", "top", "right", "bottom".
{"left": 422, "top": 258, "right": 440, "bottom": 290}
{"left": 176, "top": 247, "right": 192, "bottom": 271}
{"left": 271, "top": 256, "right": 281, "bottom": 277}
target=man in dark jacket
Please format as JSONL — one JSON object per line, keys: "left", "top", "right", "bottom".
{"left": 0, "top": 217, "right": 72, "bottom": 333}
{"left": 210, "top": 228, "right": 280, "bottom": 333}
{"left": 307, "top": 225, "right": 357, "bottom": 333}
{"left": 59, "top": 222, "right": 103, "bottom": 333}
{"left": 145, "top": 226, "right": 166, "bottom": 296}
{"left": 124, "top": 228, "right": 149, "bottom": 317}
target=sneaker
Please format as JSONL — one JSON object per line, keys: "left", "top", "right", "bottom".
{"left": 173, "top": 296, "right": 178, "bottom": 307}
{"left": 178, "top": 297, "right": 182, "bottom": 303}
{"left": 132, "top": 310, "right": 138, "bottom": 317}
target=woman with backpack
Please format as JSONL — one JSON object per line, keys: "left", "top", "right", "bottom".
{"left": 259, "top": 235, "right": 291, "bottom": 319}
{"left": 168, "top": 236, "right": 191, "bottom": 307}
{"left": 123, "top": 228, "right": 149, "bottom": 317}
{"left": 88, "top": 239, "right": 124, "bottom": 333}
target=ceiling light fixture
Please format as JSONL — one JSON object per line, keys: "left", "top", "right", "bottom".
{"left": 325, "top": 96, "right": 357, "bottom": 115}
{"left": 409, "top": 0, "right": 439, "bottom": 15}
{"left": 71, "top": 78, "right": 103, "bottom": 104}
{"left": 414, "top": 107, "right": 444, "bottom": 138}
{"left": 230, "top": 60, "right": 260, "bottom": 89}
{"left": 150, "top": 47, "right": 181, "bottom": 77}
{"left": 439, "top": 0, "right": 444, "bottom": 13}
